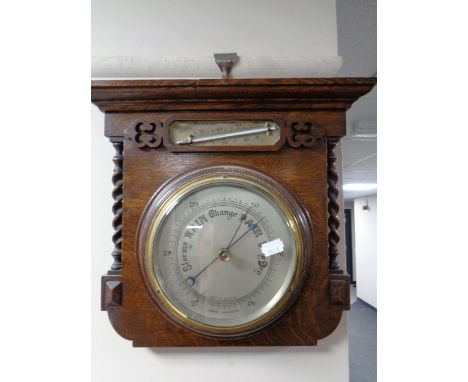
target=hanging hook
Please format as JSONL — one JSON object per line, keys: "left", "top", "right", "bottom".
{"left": 213, "top": 53, "right": 239, "bottom": 79}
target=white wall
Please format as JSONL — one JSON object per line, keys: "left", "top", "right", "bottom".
{"left": 353, "top": 194, "right": 377, "bottom": 308}
{"left": 92, "top": 0, "right": 342, "bottom": 78}
{"left": 92, "top": 1, "right": 349, "bottom": 380}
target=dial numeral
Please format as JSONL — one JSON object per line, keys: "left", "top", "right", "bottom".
{"left": 247, "top": 299, "right": 256, "bottom": 307}
{"left": 190, "top": 299, "right": 199, "bottom": 307}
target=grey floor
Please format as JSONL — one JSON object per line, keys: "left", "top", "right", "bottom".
{"left": 348, "top": 285, "right": 377, "bottom": 382}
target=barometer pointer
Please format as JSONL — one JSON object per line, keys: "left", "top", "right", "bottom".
{"left": 225, "top": 207, "right": 251, "bottom": 249}
{"left": 185, "top": 213, "right": 264, "bottom": 286}
{"left": 186, "top": 209, "right": 250, "bottom": 286}
{"left": 185, "top": 256, "right": 219, "bottom": 287}
{"left": 226, "top": 217, "right": 265, "bottom": 251}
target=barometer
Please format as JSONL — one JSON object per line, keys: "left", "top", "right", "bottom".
{"left": 137, "top": 166, "right": 311, "bottom": 337}
{"left": 92, "top": 77, "right": 376, "bottom": 347}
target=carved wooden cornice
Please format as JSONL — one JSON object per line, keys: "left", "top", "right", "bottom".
{"left": 92, "top": 78, "right": 377, "bottom": 113}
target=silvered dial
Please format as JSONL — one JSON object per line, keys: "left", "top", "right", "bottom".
{"left": 150, "top": 181, "right": 298, "bottom": 331}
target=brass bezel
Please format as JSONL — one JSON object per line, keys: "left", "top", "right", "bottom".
{"left": 137, "top": 166, "right": 312, "bottom": 338}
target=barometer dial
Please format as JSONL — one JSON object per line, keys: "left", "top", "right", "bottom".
{"left": 138, "top": 166, "right": 312, "bottom": 337}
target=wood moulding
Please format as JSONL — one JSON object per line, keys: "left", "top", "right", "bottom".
{"left": 92, "top": 77, "right": 377, "bottom": 113}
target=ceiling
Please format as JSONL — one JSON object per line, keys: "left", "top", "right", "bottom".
{"left": 336, "top": 0, "right": 377, "bottom": 200}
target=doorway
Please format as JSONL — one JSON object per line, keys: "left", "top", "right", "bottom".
{"left": 344, "top": 208, "right": 354, "bottom": 284}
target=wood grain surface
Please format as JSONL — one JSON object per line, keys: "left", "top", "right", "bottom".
{"left": 93, "top": 78, "right": 375, "bottom": 347}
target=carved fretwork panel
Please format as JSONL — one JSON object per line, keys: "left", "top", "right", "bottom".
{"left": 131, "top": 121, "right": 163, "bottom": 149}
{"left": 126, "top": 119, "right": 329, "bottom": 151}
{"left": 286, "top": 121, "right": 326, "bottom": 148}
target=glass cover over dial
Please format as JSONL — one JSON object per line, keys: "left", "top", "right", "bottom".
{"left": 139, "top": 167, "right": 308, "bottom": 337}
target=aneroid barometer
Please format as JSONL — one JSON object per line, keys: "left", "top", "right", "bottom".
{"left": 92, "top": 78, "right": 376, "bottom": 347}
{"left": 138, "top": 165, "right": 310, "bottom": 337}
